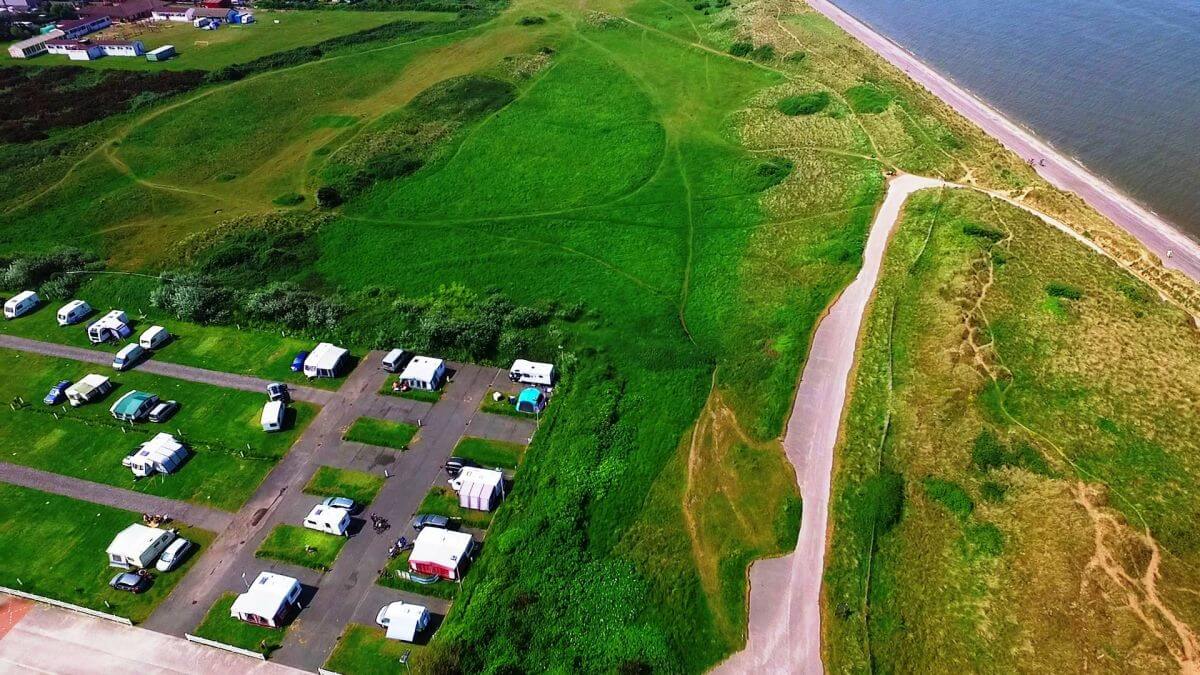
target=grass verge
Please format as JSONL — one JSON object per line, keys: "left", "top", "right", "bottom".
{"left": 303, "top": 466, "right": 385, "bottom": 506}
{"left": 343, "top": 417, "right": 418, "bottom": 451}
{"left": 256, "top": 524, "right": 347, "bottom": 571}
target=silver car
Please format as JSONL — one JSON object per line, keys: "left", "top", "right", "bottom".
{"left": 155, "top": 537, "right": 193, "bottom": 572}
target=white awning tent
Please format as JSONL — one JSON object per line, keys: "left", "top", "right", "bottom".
{"left": 380, "top": 602, "right": 430, "bottom": 642}
{"left": 451, "top": 467, "right": 504, "bottom": 512}
{"left": 303, "top": 342, "right": 348, "bottom": 378}
{"left": 65, "top": 374, "right": 111, "bottom": 406}
{"left": 231, "top": 572, "right": 302, "bottom": 628}
{"left": 123, "top": 433, "right": 187, "bottom": 477}
{"left": 398, "top": 356, "right": 446, "bottom": 391}
{"left": 509, "top": 359, "right": 555, "bottom": 386}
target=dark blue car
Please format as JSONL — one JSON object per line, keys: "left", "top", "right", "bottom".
{"left": 43, "top": 379, "right": 72, "bottom": 405}
{"left": 291, "top": 351, "right": 309, "bottom": 373}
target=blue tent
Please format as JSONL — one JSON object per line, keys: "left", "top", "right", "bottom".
{"left": 516, "top": 387, "right": 546, "bottom": 414}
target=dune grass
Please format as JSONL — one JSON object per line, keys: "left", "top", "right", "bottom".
{"left": 0, "top": 483, "right": 213, "bottom": 623}
{"left": 343, "top": 417, "right": 418, "bottom": 451}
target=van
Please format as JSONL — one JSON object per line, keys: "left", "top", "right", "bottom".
{"left": 113, "top": 344, "right": 146, "bottom": 371}
{"left": 382, "top": 349, "right": 413, "bottom": 373}
{"left": 3, "top": 291, "right": 39, "bottom": 320}
{"left": 139, "top": 325, "right": 170, "bottom": 350}
{"left": 57, "top": 299, "right": 92, "bottom": 326}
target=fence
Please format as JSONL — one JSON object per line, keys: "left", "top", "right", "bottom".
{"left": 0, "top": 586, "right": 133, "bottom": 625}
{"left": 184, "top": 633, "right": 266, "bottom": 661}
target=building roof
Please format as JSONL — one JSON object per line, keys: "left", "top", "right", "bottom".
{"left": 8, "top": 30, "right": 63, "bottom": 51}
{"left": 510, "top": 359, "right": 554, "bottom": 378}
{"left": 106, "top": 523, "right": 167, "bottom": 556}
{"left": 47, "top": 39, "right": 90, "bottom": 48}
{"left": 192, "top": 6, "right": 232, "bottom": 17}
{"left": 79, "top": 0, "right": 162, "bottom": 19}
{"left": 230, "top": 572, "right": 300, "bottom": 619}
{"left": 409, "top": 527, "right": 473, "bottom": 569}
{"left": 381, "top": 602, "right": 428, "bottom": 641}
{"left": 58, "top": 17, "right": 108, "bottom": 29}
{"left": 111, "top": 390, "right": 156, "bottom": 416}
{"left": 305, "top": 342, "right": 348, "bottom": 371}
{"left": 399, "top": 356, "right": 444, "bottom": 383}
{"left": 147, "top": 44, "right": 175, "bottom": 54}
{"left": 96, "top": 39, "right": 138, "bottom": 47}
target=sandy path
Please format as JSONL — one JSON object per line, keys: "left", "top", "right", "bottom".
{"left": 806, "top": 0, "right": 1200, "bottom": 284}
{"left": 715, "top": 174, "right": 948, "bottom": 674}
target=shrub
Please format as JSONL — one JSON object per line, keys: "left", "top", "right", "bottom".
{"left": 962, "top": 222, "right": 1004, "bottom": 241}
{"left": 749, "top": 44, "right": 776, "bottom": 62}
{"left": 1046, "top": 282, "right": 1083, "bottom": 300}
{"left": 755, "top": 157, "right": 794, "bottom": 188}
{"left": 922, "top": 477, "right": 974, "bottom": 521}
{"left": 844, "top": 83, "right": 894, "bottom": 113}
{"left": 517, "top": 15, "right": 546, "bottom": 25}
{"left": 777, "top": 92, "right": 830, "bottom": 116}
{"left": 785, "top": 51, "right": 807, "bottom": 64}
{"left": 728, "top": 41, "right": 753, "bottom": 57}
{"left": 0, "top": 247, "right": 100, "bottom": 299}
{"left": 272, "top": 193, "right": 305, "bottom": 206}
{"left": 970, "top": 429, "right": 1007, "bottom": 472}
{"left": 150, "top": 274, "right": 233, "bottom": 324}
{"left": 316, "top": 186, "right": 342, "bottom": 208}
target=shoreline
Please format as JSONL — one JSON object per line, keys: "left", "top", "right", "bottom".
{"left": 807, "top": 0, "right": 1200, "bottom": 284}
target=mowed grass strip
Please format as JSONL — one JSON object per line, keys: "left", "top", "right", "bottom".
{"left": 381, "top": 379, "right": 442, "bottom": 403}
{"left": 194, "top": 593, "right": 288, "bottom": 655}
{"left": 379, "top": 550, "right": 458, "bottom": 600}
{"left": 0, "top": 347, "right": 316, "bottom": 511}
{"left": 325, "top": 624, "right": 427, "bottom": 674}
{"left": 303, "top": 466, "right": 385, "bottom": 505}
{"left": 343, "top": 417, "right": 418, "bottom": 451}
{"left": 451, "top": 436, "right": 524, "bottom": 470}
{"left": 417, "top": 485, "right": 493, "bottom": 530}
{"left": 0, "top": 483, "right": 213, "bottom": 623}
{"left": 256, "top": 524, "right": 346, "bottom": 571}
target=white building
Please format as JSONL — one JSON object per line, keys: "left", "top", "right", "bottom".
{"left": 302, "top": 504, "right": 350, "bottom": 536}
{"left": 151, "top": 4, "right": 192, "bottom": 21}
{"left": 106, "top": 524, "right": 176, "bottom": 568}
{"left": 398, "top": 356, "right": 446, "bottom": 391}
{"left": 376, "top": 601, "right": 430, "bottom": 642}
{"left": 451, "top": 467, "right": 504, "bottom": 512}
{"left": 303, "top": 343, "right": 348, "bottom": 378}
{"left": 230, "top": 572, "right": 302, "bottom": 627}
{"left": 408, "top": 527, "right": 474, "bottom": 580}
{"left": 65, "top": 374, "right": 112, "bottom": 406}
{"left": 123, "top": 433, "right": 187, "bottom": 477}
{"left": 508, "top": 359, "right": 555, "bottom": 386}
{"left": 7, "top": 30, "right": 63, "bottom": 58}
{"left": 57, "top": 16, "right": 111, "bottom": 39}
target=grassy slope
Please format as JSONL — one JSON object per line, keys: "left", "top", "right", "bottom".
{"left": 0, "top": 347, "right": 314, "bottom": 510}
{"left": 0, "top": 483, "right": 213, "bottom": 623}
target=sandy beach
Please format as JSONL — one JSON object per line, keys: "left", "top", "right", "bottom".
{"left": 807, "top": 0, "right": 1200, "bottom": 284}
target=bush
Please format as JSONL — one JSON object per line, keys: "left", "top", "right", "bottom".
{"left": 150, "top": 274, "right": 233, "bottom": 324}
{"left": 0, "top": 247, "right": 100, "bottom": 297}
{"left": 922, "top": 477, "right": 974, "bottom": 521}
{"left": 272, "top": 192, "right": 305, "bottom": 206}
{"left": 844, "top": 83, "right": 894, "bottom": 113}
{"left": 316, "top": 186, "right": 342, "bottom": 208}
{"left": 755, "top": 157, "right": 794, "bottom": 188}
{"left": 728, "top": 41, "right": 753, "bottom": 57}
{"left": 962, "top": 222, "right": 1005, "bottom": 241}
{"left": 785, "top": 51, "right": 807, "bottom": 64}
{"left": 1046, "top": 282, "right": 1083, "bottom": 300}
{"left": 777, "top": 92, "right": 830, "bottom": 116}
{"left": 749, "top": 44, "right": 776, "bottom": 62}
{"left": 517, "top": 15, "right": 546, "bottom": 25}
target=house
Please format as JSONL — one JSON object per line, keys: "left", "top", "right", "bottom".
{"left": 106, "top": 524, "right": 176, "bottom": 568}
{"left": 451, "top": 467, "right": 504, "bottom": 511}
{"left": 6, "top": 30, "right": 62, "bottom": 58}
{"left": 151, "top": 4, "right": 193, "bottom": 21}
{"left": 78, "top": 0, "right": 164, "bottom": 23}
{"left": 230, "top": 572, "right": 302, "bottom": 627}
{"left": 408, "top": 527, "right": 474, "bottom": 580}
{"left": 123, "top": 433, "right": 187, "bottom": 477}
{"left": 508, "top": 359, "right": 555, "bottom": 386}
{"left": 146, "top": 44, "right": 175, "bottom": 61}
{"left": 303, "top": 505, "right": 350, "bottom": 536}
{"left": 87, "top": 309, "right": 132, "bottom": 344}
{"left": 3, "top": 290, "right": 38, "bottom": 319}
{"left": 65, "top": 374, "right": 111, "bottom": 406}
{"left": 110, "top": 390, "right": 159, "bottom": 422}
{"left": 398, "top": 356, "right": 446, "bottom": 391}
{"left": 57, "top": 16, "right": 111, "bottom": 39}
{"left": 303, "top": 343, "right": 349, "bottom": 379}
{"left": 516, "top": 387, "right": 546, "bottom": 414}
{"left": 46, "top": 39, "right": 104, "bottom": 60}
{"left": 57, "top": 299, "right": 92, "bottom": 326}
{"left": 376, "top": 601, "right": 430, "bottom": 642}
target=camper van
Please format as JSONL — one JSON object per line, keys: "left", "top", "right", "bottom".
{"left": 303, "top": 504, "right": 351, "bottom": 536}
{"left": 139, "top": 325, "right": 170, "bottom": 350}
{"left": 381, "top": 349, "right": 413, "bottom": 373}
{"left": 508, "top": 359, "right": 555, "bottom": 386}
{"left": 4, "top": 291, "right": 39, "bottom": 320}
{"left": 112, "top": 344, "right": 146, "bottom": 371}
{"left": 261, "top": 400, "right": 285, "bottom": 432}
{"left": 106, "top": 524, "right": 176, "bottom": 569}
{"left": 57, "top": 300, "right": 92, "bottom": 326}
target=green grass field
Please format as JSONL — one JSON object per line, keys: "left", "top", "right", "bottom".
{"left": 256, "top": 524, "right": 347, "bottom": 571}
{"left": 0, "top": 483, "right": 213, "bottom": 623}
{"left": 325, "top": 623, "right": 426, "bottom": 674}
{"left": 450, "top": 436, "right": 524, "bottom": 469}
{"left": 343, "top": 417, "right": 418, "bottom": 451}
{"left": 303, "top": 465, "right": 385, "bottom": 505}
{"left": 381, "top": 381, "right": 442, "bottom": 403}
{"left": 0, "top": 347, "right": 315, "bottom": 510}
{"left": 194, "top": 592, "right": 289, "bottom": 654}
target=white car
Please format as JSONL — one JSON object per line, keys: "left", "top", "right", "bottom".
{"left": 155, "top": 537, "right": 193, "bottom": 572}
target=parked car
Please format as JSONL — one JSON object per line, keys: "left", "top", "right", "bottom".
{"left": 322, "top": 496, "right": 357, "bottom": 513}
{"left": 443, "top": 457, "right": 479, "bottom": 478}
{"left": 148, "top": 400, "right": 179, "bottom": 423}
{"left": 155, "top": 537, "right": 193, "bottom": 572}
{"left": 290, "top": 351, "right": 309, "bottom": 373}
{"left": 381, "top": 349, "right": 413, "bottom": 373}
{"left": 411, "top": 513, "right": 452, "bottom": 531}
{"left": 108, "top": 571, "right": 149, "bottom": 593}
{"left": 266, "top": 382, "right": 290, "bottom": 402}
{"left": 43, "top": 379, "right": 72, "bottom": 405}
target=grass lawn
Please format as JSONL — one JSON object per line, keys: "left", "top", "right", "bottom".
{"left": 0, "top": 483, "right": 213, "bottom": 623}
{"left": 417, "top": 486, "right": 493, "bottom": 530}
{"left": 0, "top": 347, "right": 316, "bottom": 511}
{"left": 343, "top": 417, "right": 418, "bottom": 451}
{"left": 380, "top": 379, "right": 442, "bottom": 403}
{"left": 8, "top": 10, "right": 460, "bottom": 72}
{"left": 451, "top": 436, "right": 524, "bottom": 470}
{"left": 479, "top": 394, "right": 528, "bottom": 419}
{"left": 303, "top": 466, "right": 385, "bottom": 505}
{"left": 194, "top": 593, "right": 289, "bottom": 655}
{"left": 325, "top": 623, "right": 426, "bottom": 675}
{"left": 256, "top": 524, "right": 347, "bottom": 571}
{"left": 378, "top": 550, "right": 459, "bottom": 600}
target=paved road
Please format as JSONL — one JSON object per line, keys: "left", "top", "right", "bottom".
{"left": 717, "top": 175, "right": 947, "bottom": 674}
{"left": 0, "top": 598, "right": 304, "bottom": 675}
{"left": 0, "top": 463, "right": 233, "bottom": 533}
{"left": 807, "top": 0, "right": 1200, "bottom": 284}
{"left": 0, "top": 334, "right": 336, "bottom": 405}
